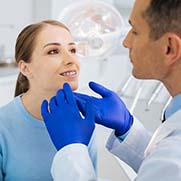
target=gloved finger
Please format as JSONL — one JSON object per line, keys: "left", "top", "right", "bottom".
{"left": 74, "top": 92, "right": 99, "bottom": 105}
{"left": 56, "top": 89, "right": 66, "bottom": 107}
{"left": 85, "top": 98, "right": 95, "bottom": 126}
{"left": 74, "top": 94, "right": 87, "bottom": 116}
{"left": 41, "top": 100, "right": 50, "bottom": 120}
{"left": 49, "top": 96, "right": 58, "bottom": 113}
{"left": 63, "top": 83, "right": 77, "bottom": 107}
{"left": 74, "top": 93, "right": 99, "bottom": 118}
{"left": 74, "top": 92, "right": 90, "bottom": 101}
{"left": 89, "top": 81, "right": 112, "bottom": 98}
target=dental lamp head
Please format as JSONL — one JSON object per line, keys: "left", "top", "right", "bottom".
{"left": 58, "top": 0, "right": 125, "bottom": 61}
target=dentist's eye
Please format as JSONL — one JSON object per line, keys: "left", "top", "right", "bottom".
{"left": 70, "top": 48, "right": 77, "bottom": 54}
{"left": 48, "top": 49, "right": 59, "bottom": 55}
{"left": 131, "top": 29, "right": 138, "bottom": 35}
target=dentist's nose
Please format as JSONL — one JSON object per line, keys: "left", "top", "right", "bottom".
{"left": 123, "top": 30, "right": 132, "bottom": 49}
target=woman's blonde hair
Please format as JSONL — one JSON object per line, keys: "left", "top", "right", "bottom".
{"left": 14, "top": 20, "right": 70, "bottom": 97}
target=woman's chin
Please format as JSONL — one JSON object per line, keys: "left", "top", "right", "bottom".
{"left": 70, "top": 82, "right": 79, "bottom": 91}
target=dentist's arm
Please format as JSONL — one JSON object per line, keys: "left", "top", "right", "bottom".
{"left": 51, "top": 144, "right": 96, "bottom": 181}
{"left": 74, "top": 81, "right": 133, "bottom": 136}
{"left": 74, "top": 82, "right": 150, "bottom": 172}
{"left": 41, "top": 83, "right": 96, "bottom": 181}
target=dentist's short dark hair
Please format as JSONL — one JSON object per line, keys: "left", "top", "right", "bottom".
{"left": 143, "top": 0, "right": 181, "bottom": 40}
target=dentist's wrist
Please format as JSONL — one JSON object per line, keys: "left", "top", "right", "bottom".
{"left": 115, "top": 115, "right": 134, "bottom": 137}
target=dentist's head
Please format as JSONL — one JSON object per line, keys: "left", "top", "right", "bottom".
{"left": 123, "top": 0, "right": 181, "bottom": 96}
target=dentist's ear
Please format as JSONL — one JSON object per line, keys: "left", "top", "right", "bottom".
{"left": 18, "top": 60, "right": 33, "bottom": 78}
{"left": 165, "top": 33, "right": 181, "bottom": 66}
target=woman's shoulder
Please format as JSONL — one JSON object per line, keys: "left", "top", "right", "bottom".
{"left": 0, "top": 96, "right": 20, "bottom": 123}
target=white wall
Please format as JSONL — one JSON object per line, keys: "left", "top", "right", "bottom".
{"left": 32, "top": 0, "right": 52, "bottom": 22}
{"left": 0, "top": 0, "right": 33, "bottom": 58}
{"left": 0, "top": 74, "right": 17, "bottom": 107}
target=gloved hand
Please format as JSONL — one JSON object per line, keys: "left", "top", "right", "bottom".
{"left": 41, "top": 83, "right": 95, "bottom": 151}
{"left": 74, "top": 81, "right": 133, "bottom": 136}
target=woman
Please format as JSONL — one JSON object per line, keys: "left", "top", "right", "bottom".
{"left": 0, "top": 20, "right": 97, "bottom": 180}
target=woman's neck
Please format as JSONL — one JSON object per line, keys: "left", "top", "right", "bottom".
{"left": 21, "top": 90, "right": 54, "bottom": 120}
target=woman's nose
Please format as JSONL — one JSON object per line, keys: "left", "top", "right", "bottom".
{"left": 62, "top": 50, "right": 78, "bottom": 65}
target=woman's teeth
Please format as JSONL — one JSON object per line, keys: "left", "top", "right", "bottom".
{"left": 60, "top": 71, "right": 77, "bottom": 76}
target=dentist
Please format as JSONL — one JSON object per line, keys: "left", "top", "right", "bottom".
{"left": 41, "top": 0, "right": 181, "bottom": 180}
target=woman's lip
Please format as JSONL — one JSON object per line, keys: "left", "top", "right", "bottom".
{"left": 60, "top": 72, "right": 79, "bottom": 81}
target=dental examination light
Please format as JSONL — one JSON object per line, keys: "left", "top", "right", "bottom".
{"left": 130, "top": 82, "right": 144, "bottom": 114}
{"left": 117, "top": 75, "right": 133, "bottom": 96}
{"left": 58, "top": 0, "right": 124, "bottom": 61}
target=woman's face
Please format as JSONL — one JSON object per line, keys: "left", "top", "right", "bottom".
{"left": 27, "top": 24, "right": 80, "bottom": 94}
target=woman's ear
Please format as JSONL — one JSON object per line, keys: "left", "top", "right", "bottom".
{"left": 18, "top": 60, "right": 32, "bottom": 78}
{"left": 165, "top": 33, "right": 181, "bottom": 66}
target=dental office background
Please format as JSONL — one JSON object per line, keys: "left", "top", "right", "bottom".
{"left": 0, "top": 0, "right": 170, "bottom": 180}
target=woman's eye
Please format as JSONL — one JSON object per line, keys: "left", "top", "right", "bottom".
{"left": 48, "top": 49, "right": 59, "bottom": 55}
{"left": 70, "top": 48, "right": 77, "bottom": 54}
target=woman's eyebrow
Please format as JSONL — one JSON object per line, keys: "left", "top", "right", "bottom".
{"left": 43, "top": 42, "right": 75, "bottom": 48}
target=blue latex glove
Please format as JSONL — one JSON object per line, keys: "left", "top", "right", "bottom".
{"left": 74, "top": 81, "right": 133, "bottom": 136}
{"left": 41, "top": 83, "right": 95, "bottom": 151}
